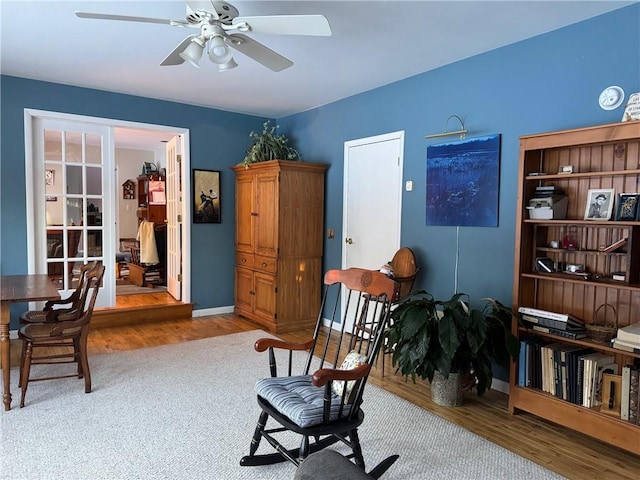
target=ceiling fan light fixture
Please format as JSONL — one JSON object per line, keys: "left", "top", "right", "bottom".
{"left": 208, "top": 35, "right": 232, "bottom": 64}
{"left": 179, "top": 37, "right": 205, "bottom": 68}
{"left": 218, "top": 58, "right": 238, "bottom": 72}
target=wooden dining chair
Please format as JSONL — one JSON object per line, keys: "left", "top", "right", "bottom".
{"left": 18, "top": 264, "right": 105, "bottom": 407}
{"left": 240, "top": 268, "right": 398, "bottom": 472}
{"left": 19, "top": 261, "right": 98, "bottom": 324}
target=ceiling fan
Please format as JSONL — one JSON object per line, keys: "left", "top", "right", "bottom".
{"left": 75, "top": 1, "right": 331, "bottom": 72}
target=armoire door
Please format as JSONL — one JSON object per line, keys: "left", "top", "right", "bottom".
{"left": 254, "top": 172, "right": 279, "bottom": 257}
{"left": 235, "top": 175, "right": 255, "bottom": 254}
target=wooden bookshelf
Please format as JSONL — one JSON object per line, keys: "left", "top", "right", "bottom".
{"left": 510, "top": 121, "right": 640, "bottom": 455}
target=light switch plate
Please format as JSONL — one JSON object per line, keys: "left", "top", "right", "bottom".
{"left": 405, "top": 181, "right": 413, "bottom": 191}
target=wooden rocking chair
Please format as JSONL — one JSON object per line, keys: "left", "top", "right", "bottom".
{"left": 240, "top": 268, "right": 398, "bottom": 473}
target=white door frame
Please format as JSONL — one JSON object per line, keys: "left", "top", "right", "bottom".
{"left": 24, "top": 109, "right": 191, "bottom": 305}
{"left": 341, "top": 131, "right": 404, "bottom": 331}
{"left": 342, "top": 131, "right": 404, "bottom": 268}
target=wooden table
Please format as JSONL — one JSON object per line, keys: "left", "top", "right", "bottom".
{"left": 1, "top": 274, "right": 60, "bottom": 410}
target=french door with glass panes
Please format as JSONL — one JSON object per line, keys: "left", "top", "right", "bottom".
{"left": 29, "top": 117, "right": 113, "bottom": 307}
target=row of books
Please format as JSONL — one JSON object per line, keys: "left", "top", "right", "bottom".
{"left": 517, "top": 308, "right": 640, "bottom": 422}
{"left": 517, "top": 339, "right": 620, "bottom": 409}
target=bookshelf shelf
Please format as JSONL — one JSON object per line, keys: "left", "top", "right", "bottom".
{"left": 521, "top": 273, "right": 640, "bottom": 291}
{"left": 510, "top": 386, "right": 640, "bottom": 455}
{"left": 535, "top": 246, "right": 628, "bottom": 255}
{"left": 518, "top": 327, "right": 640, "bottom": 360}
{"left": 524, "top": 219, "right": 639, "bottom": 226}
{"left": 525, "top": 168, "right": 640, "bottom": 181}
{"left": 510, "top": 121, "right": 640, "bottom": 455}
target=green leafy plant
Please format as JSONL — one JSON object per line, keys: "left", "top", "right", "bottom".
{"left": 385, "top": 291, "right": 520, "bottom": 396}
{"left": 241, "top": 121, "right": 301, "bottom": 166}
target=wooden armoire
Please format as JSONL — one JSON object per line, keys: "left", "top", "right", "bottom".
{"left": 231, "top": 160, "right": 327, "bottom": 333}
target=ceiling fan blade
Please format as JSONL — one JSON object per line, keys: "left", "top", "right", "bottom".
{"left": 227, "top": 34, "right": 293, "bottom": 72}
{"left": 160, "top": 35, "right": 198, "bottom": 66}
{"left": 232, "top": 15, "right": 331, "bottom": 36}
{"left": 75, "top": 11, "right": 188, "bottom": 26}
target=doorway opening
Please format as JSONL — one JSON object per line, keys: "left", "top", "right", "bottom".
{"left": 24, "top": 109, "right": 191, "bottom": 312}
{"left": 341, "top": 131, "right": 404, "bottom": 332}
{"left": 113, "top": 127, "right": 173, "bottom": 305}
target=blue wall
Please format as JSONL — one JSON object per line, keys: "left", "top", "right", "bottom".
{"left": 0, "top": 77, "right": 268, "bottom": 316}
{"left": 1, "top": 5, "right": 639, "bottom": 336}
{"left": 280, "top": 4, "right": 640, "bottom": 305}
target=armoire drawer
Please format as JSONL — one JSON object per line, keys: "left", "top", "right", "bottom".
{"left": 236, "top": 253, "right": 254, "bottom": 269}
{"left": 254, "top": 255, "right": 277, "bottom": 274}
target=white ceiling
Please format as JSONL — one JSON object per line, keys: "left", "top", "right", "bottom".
{"left": 1, "top": 1, "right": 633, "bottom": 146}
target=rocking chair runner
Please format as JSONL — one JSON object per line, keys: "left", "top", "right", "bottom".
{"left": 240, "top": 268, "right": 398, "bottom": 472}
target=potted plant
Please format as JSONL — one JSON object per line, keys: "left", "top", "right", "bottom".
{"left": 385, "top": 291, "right": 520, "bottom": 406}
{"left": 241, "top": 121, "right": 301, "bottom": 166}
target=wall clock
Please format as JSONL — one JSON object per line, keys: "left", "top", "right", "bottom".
{"left": 598, "top": 85, "right": 625, "bottom": 110}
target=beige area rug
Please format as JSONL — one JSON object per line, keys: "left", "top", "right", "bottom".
{"left": 1, "top": 330, "right": 565, "bottom": 480}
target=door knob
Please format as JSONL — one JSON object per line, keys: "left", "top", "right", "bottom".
{"left": 345, "top": 238, "right": 353, "bottom": 244}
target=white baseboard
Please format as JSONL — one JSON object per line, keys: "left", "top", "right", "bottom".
{"left": 492, "top": 377, "right": 509, "bottom": 394}
{"left": 192, "top": 306, "right": 235, "bottom": 317}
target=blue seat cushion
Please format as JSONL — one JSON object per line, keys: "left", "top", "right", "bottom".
{"left": 255, "top": 375, "right": 352, "bottom": 428}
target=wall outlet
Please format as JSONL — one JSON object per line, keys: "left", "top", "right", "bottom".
{"left": 405, "top": 181, "right": 413, "bottom": 191}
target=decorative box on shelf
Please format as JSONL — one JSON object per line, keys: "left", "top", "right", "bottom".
{"left": 526, "top": 196, "right": 568, "bottom": 220}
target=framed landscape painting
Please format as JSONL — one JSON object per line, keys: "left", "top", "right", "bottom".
{"left": 426, "top": 134, "right": 501, "bottom": 227}
{"left": 193, "top": 169, "right": 221, "bottom": 224}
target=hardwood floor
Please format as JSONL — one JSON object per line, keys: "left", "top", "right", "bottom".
{"left": 113, "top": 290, "right": 179, "bottom": 308}
{"left": 85, "top": 313, "right": 640, "bottom": 480}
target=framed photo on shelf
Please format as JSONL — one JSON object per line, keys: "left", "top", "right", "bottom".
{"left": 614, "top": 193, "right": 639, "bottom": 220}
{"left": 192, "top": 169, "right": 221, "bottom": 224}
{"left": 584, "top": 188, "right": 615, "bottom": 220}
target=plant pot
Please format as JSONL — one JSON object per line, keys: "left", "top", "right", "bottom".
{"left": 430, "top": 371, "right": 463, "bottom": 406}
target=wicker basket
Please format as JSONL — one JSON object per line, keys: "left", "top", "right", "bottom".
{"left": 586, "top": 303, "right": 617, "bottom": 343}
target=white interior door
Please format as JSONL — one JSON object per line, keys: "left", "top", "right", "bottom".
{"left": 342, "top": 131, "right": 404, "bottom": 330}
{"left": 165, "top": 135, "right": 182, "bottom": 300}
{"left": 28, "top": 117, "right": 114, "bottom": 307}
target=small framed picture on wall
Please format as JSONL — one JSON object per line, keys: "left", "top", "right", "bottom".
{"left": 193, "top": 169, "right": 221, "bottom": 224}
